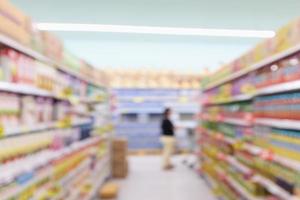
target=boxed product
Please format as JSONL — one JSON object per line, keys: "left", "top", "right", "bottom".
{"left": 41, "top": 31, "right": 63, "bottom": 62}
{"left": 30, "top": 28, "right": 45, "bottom": 53}
{"left": 35, "top": 61, "right": 57, "bottom": 91}
{"left": 80, "top": 61, "right": 94, "bottom": 79}
{"left": 0, "top": 48, "right": 18, "bottom": 82}
{"left": 0, "top": 92, "right": 20, "bottom": 131}
{"left": 0, "top": 48, "right": 36, "bottom": 84}
{"left": 62, "top": 49, "right": 81, "bottom": 71}
{"left": 0, "top": 0, "right": 31, "bottom": 45}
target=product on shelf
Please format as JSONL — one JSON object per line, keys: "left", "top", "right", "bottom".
{"left": 0, "top": 133, "right": 108, "bottom": 200}
{"left": 0, "top": 92, "right": 19, "bottom": 130}
{"left": 202, "top": 101, "right": 253, "bottom": 122}
{"left": 41, "top": 31, "right": 63, "bottom": 62}
{"left": 62, "top": 49, "right": 82, "bottom": 71}
{"left": 202, "top": 17, "right": 300, "bottom": 88}
{"left": 35, "top": 60, "right": 57, "bottom": 91}
{"left": 254, "top": 91, "right": 300, "bottom": 120}
{"left": 0, "top": 2, "right": 111, "bottom": 199}
{"left": 202, "top": 74, "right": 256, "bottom": 104}
{"left": 253, "top": 126, "right": 300, "bottom": 162}
{"left": 0, "top": 0, "right": 31, "bottom": 45}
{"left": 200, "top": 12, "right": 300, "bottom": 200}
{"left": 30, "top": 27, "right": 44, "bottom": 54}
{"left": 104, "top": 69, "right": 201, "bottom": 89}
{"left": 254, "top": 52, "right": 300, "bottom": 89}
{"left": 0, "top": 48, "right": 35, "bottom": 83}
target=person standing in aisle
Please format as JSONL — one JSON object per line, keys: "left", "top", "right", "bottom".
{"left": 161, "top": 108, "right": 176, "bottom": 170}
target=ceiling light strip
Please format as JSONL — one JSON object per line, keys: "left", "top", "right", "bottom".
{"left": 35, "top": 23, "right": 275, "bottom": 38}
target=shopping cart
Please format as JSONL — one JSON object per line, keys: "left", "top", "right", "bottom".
{"left": 182, "top": 128, "right": 197, "bottom": 169}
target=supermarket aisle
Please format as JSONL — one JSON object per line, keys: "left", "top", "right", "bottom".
{"left": 118, "top": 156, "right": 215, "bottom": 200}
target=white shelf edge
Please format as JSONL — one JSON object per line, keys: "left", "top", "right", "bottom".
{"left": 226, "top": 156, "right": 252, "bottom": 175}
{"left": 226, "top": 176, "right": 261, "bottom": 200}
{"left": 203, "top": 43, "right": 300, "bottom": 91}
{"left": 255, "top": 118, "right": 300, "bottom": 130}
{"left": 202, "top": 116, "right": 251, "bottom": 127}
{"left": 0, "top": 34, "right": 103, "bottom": 88}
{"left": 4, "top": 118, "right": 92, "bottom": 138}
{"left": 204, "top": 79, "right": 300, "bottom": 106}
{"left": 255, "top": 80, "right": 300, "bottom": 96}
{"left": 0, "top": 81, "right": 53, "bottom": 97}
{"left": 5, "top": 121, "right": 55, "bottom": 136}
{"left": 204, "top": 94, "right": 254, "bottom": 105}
{"left": 222, "top": 117, "right": 252, "bottom": 126}
{"left": 243, "top": 144, "right": 300, "bottom": 173}
{"left": 252, "top": 175, "right": 293, "bottom": 200}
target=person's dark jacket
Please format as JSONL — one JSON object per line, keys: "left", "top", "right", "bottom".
{"left": 161, "top": 118, "right": 174, "bottom": 136}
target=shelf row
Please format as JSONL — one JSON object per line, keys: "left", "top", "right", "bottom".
{"left": 2, "top": 118, "right": 91, "bottom": 138}
{"left": 200, "top": 128, "right": 300, "bottom": 199}
{"left": 204, "top": 79, "right": 300, "bottom": 105}
{"left": 201, "top": 114, "right": 300, "bottom": 132}
{"left": 0, "top": 135, "right": 109, "bottom": 200}
{"left": 202, "top": 126, "right": 300, "bottom": 177}
{"left": 0, "top": 34, "right": 104, "bottom": 89}
{"left": 0, "top": 80, "right": 106, "bottom": 104}
{"left": 203, "top": 42, "right": 300, "bottom": 91}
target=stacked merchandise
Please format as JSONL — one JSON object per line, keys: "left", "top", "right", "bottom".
{"left": 0, "top": 131, "right": 110, "bottom": 200}
{"left": 112, "top": 138, "right": 129, "bottom": 178}
{"left": 0, "top": 0, "right": 107, "bottom": 89}
{"left": 202, "top": 101, "right": 253, "bottom": 125}
{"left": 104, "top": 69, "right": 201, "bottom": 89}
{"left": 202, "top": 74, "right": 255, "bottom": 104}
{"left": 202, "top": 18, "right": 300, "bottom": 89}
{"left": 200, "top": 17, "right": 300, "bottom": 200}
{"left": 0, "top": 0, "right": 31, "bottom": 45}
{"left": 0, "top": 1, "right": 113, "bottom": 199}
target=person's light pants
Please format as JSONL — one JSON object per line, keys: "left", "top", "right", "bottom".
{"left": 161, "top": 136, "right": 175, "bottom": 167}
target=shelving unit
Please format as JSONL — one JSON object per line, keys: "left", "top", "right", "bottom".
{"left": 113, "top": 88, "right": 199, "bottom": 150}
{"left": 0, "top": 34, "right": 103, "bottom": 88}
{"left": 204, "top": 80, "right": 300, "bottom": 106}
{"left": 200, "top": 17, "right": 300, "bottom": 200}
{"left": 203, "top": 43, "right": 300, "bottom": 91}
{"left": 0, "top": 2, "right": 112, "bottom": 199}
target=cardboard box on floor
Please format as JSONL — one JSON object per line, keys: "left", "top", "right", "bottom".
{"left": 99, "top": 183, "right": 119, "bottom": 199}
{"left": 112, "top": 152, "right": 127, "bottom": 163}
{"left": 112, "top": 138, "right": 128, "bottom": 151}
{"left": 112, "top": 138, "right": 129, "bottom": 178}
{"left": 112, "top": 159, "right": 129, "bottom": 178}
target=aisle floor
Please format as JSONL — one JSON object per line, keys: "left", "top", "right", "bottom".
{"left": 117, "top": 156, "right": 215, "bottom": 200}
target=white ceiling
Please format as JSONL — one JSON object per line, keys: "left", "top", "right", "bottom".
{"left": 12, "top": 0, "right": 300, "bottom": 73}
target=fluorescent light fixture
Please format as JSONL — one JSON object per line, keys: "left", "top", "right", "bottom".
{"left": 35, "top": 23, "right": 276, "bottom": 38}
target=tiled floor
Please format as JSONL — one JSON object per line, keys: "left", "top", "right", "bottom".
{"left": 117, "top": 155, "right": 216, "bottom": 200}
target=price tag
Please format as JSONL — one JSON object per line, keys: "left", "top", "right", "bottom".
{"left": 63, "top": 87, "right": 73, "bottom": 97}
{"left": 217, "top": 115, "right": 224, "bottom": 122}
{"left": 133, "top": 97, "right": 144, "bottom": 103}
{"left": 244, "top": 113, "right": 254, "bottom": 124}
{"left": 57, "top": 116, "right": 72, "bottom": 128}
{"left": 0, "top": 124, "right": 4, "bottom": 138}
{"left": 215, "top": 133, "right": 224, "bottom": 140}
{"left": 96, "top": 94, "right": 105, "bottom": 102}
{"left": 217, "top": 153, "right": 225, "bottom": 160}
{"left": 260, "top": 149, "right": 274, "bottom": 161}
{"left": 233, "top": 141, "right": 243, "bottom": 150}
{"left": 68, "top": 95, "right": 80, "bottom": 105}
